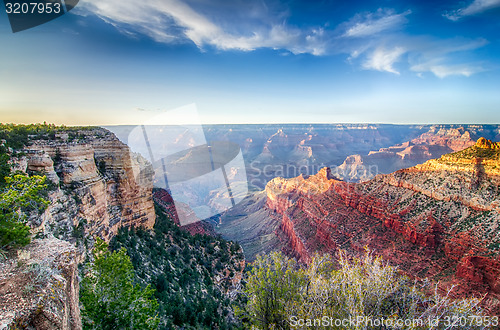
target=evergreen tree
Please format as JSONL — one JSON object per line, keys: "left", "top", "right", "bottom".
{"left": 80, "top": 238, "right": 159, "bottom": 330}
{"left": 0, "top": 174, "right": 48, "bottom": 250}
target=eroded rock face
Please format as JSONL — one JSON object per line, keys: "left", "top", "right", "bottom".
{"left": 0, "top": 238, "right": 81, "bottom": 330}
{"left": 23, "top": 128, "right": 156, "bottom": 242}
{"left": 2, "top": 127, "right": 159, "bottom": 330}
{"left": 265, "top": 139, "right": 500, "bottom": 312}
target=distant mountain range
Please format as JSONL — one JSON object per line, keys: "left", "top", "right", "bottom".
{"left": 106, "top": 124, "right": 500, "bottom": 188}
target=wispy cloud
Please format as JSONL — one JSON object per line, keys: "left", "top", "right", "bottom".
{"left": 407, "top": 37, "right": 488, "bottom": 78}
{"left": 444, "top": 0, "right": 500, "bottom": 21}
{"left": 77, "top": 0, "right": 329, "bottom": 55}
{"left": 343, "top": 25, "right": 489, "bottom": 77}
{"left": 76, "top": 1, "right": 491, "bottom": 78}
{"left": 342, "top": 8, "right": 411, "bottom": 38}
{"left": 362, "top": 47, "right": 406, "bottom": 74}
{"left": 410, "top": 61, "right": 485, "bottom": 78}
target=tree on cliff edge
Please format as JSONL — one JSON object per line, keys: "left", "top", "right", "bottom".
{"left": 80, "top": 238, "right": 159, "bottom": 330}
{"left": 0, "top": 174, "right": 48, "bottom": 251}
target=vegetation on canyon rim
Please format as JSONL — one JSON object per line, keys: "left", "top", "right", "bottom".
{"left": 0, "top": 124, "right": 56, "bottom": 254}
{"left": 109, "top": 205, "right": 246, "bottom": 329}
{"left": 80, "top": 238, "right": 160, "bottom": 330}
{"left": 0, "top": 173, "right": 48, "bottom": 253}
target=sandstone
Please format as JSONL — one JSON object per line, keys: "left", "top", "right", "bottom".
{"left": 153, "top": 188, "right": 216, "bottom": 236}
{"left": 23, "top": 128, "right": 156, "bottom": 242}
{"left": 1, "top": 127, "right": 162, "bottom": 330}
{"left": 0, "top": 238, "right": 81, "bottom": 330}
{"left": 337, "top": 126, "right": 477, "bottom": 182}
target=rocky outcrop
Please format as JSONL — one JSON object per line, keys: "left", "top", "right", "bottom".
{"left": 1, "top": 126, "right": 160, "bottom": 330}
{"left": 265, "top": 139, "right": 500, "bottom": 312}
{"left": 0, "top": 238, "right": 81, "bottom": 329}
{"left": 19, "top": 127, "right": 156, "bottom": 242}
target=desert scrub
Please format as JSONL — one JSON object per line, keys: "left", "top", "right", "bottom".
{"left": 239, "top": 250, "right": 484, "bottom": 329}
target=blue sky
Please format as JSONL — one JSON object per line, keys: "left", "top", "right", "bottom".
{"left": 1, "top": 0, "right": 500, "bottom": 125}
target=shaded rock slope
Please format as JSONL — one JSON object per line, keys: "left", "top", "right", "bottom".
{"left": 0, "top": 239, "right": 80, "bottom": 329}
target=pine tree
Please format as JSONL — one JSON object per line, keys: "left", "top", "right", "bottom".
{"left": 0, "top": 174, "right": 48, "bottom": 250}
{"left": 80, "top": 238, "right": 160, "bottom": 329}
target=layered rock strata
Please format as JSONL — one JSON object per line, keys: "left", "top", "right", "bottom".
{"left": 18, "top": 128, "right": 156, "bottom": 242}
{"left": 266, "top": 138, "right": 500, "bottom": 312}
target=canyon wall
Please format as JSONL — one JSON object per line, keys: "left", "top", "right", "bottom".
{"left": 265, "top": 138, "right": 500, "bottom": 312}
{"left": 0, "top": 238, "right": 81, "bottom": 329}
{"left": 152, "top": 188, "right": 216, "bottom": 236}
{"left": 20, "top": 128, "right": 156, "bottom": 242}
{"left": 336, "top": 126, "right": 485, "bottom": 182}
{"left": 2, "top": 127, "right": 157, "bottom": 329}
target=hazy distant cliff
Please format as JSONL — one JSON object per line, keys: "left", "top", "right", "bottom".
{"left": 337, "top": 126, "right": 499, "bottom": 182}
{"left": 265, "top": 138, "right": 500, "bottom": 312}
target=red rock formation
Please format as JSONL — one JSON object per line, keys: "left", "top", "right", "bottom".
{"left": 265, "top": 140, "right": 500, "bottom": 313}
{"left": 153, "top": 188, "right": 215, "bottom": 236}
{"left": 338, "top": 127, "right": 477, "bottom": 182}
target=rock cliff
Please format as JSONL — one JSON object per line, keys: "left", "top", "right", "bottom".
{"left": 0, "top": 238, "right": 81, "bottom": 329}
{"left": 18, "top": 127, "right": 156, "bottom": 242}
{"left": 336, "top": 126, "right": 487, "bottom": 182}
{"left": 265, "top": 138, "right": 500, "bottom": 312}
{"left": 152, "top": 188, "right": 216, "bottom": 236}
{"left": 2, "top": 126, "right": 157, "bottom": 329}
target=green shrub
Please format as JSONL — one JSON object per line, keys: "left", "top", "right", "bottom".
{"left": 0, "top": 174, "right": 49, "bottom": 250}
{"left": 240, "top": 250, "right": 483, "bottom": 329}
{"left": 80, "top": 238, "right": 159, "bottom": 330}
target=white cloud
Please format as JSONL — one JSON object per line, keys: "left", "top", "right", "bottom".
{"left": 444, "top": 0, "right": 500, "bottom": 21}
{"left": 406, "top": 37, "right": 488, "bottom": 78}
{"left": 362, "top": 47, "right": 406, "bottom": 74}
{"left": 410, "top": 61, "right": 485, "bottom": 78}
{"left": 75, "top": 1, "right": 491, "bottom": 78}
{"left": 342, "top": 9, "right": 411, "bottom": 38}
{"left": 77, "top": 0, "right": 328, "bottom": 55}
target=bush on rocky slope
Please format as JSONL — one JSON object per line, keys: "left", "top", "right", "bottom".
{"left": 240, "top": 250, "right": 486, "bottom": 330}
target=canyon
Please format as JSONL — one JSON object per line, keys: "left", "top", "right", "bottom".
{"left": 108, "top": 124, "right": 500, "bottom": 189}
{"left": 264, "top": 138, "right": 500, "bottom": 312}
{"left": 21, "top": 128, "right": 156, "bottom": 242}
{"left": 1, "top": 125, "right": 245, "bottom": 329}
{"left": 3, "top": 124, "right": 500, "bottom": 327}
